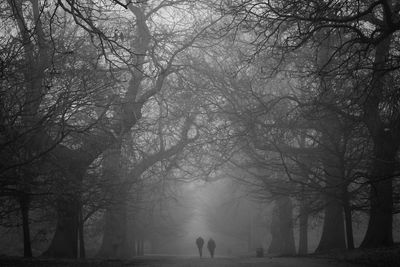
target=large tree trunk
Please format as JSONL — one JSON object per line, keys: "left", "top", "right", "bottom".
{"left": 316, "top": 131, "right": 346, "bottom": 252}
{"left": 315, "top": 195, "right": 346, "bottom": 252}
{"left": 360, "top": 142, "right": 397, "bottom": 248}
{"left": 44, "top": 158, "right": 89, "bottom": 258}
{"left": 313, "top": 27, "right": 346, "bottom": 253}
{"left": 268, "top": 196, "right": 296, "bottom": 255}
{"left": 315, "top": 131, "right": 347, "bottom": 252}
{"left": 360, "top": 26, "right": 399, "bottom": 247}
{"left": 125, "top": 209, "right": 138, "bottom": 258}
{"left": 316, "top": 127, "right": 346, "bottom": 252}
{"left": 44, "top": 198, "right": 79, "bottom": 258}
{"left": 97, "top": 147, "right": 131, "bottom": 258}
{"left": 97, "top": 193, "right": 129, "bottom": 258}
{"left": 298, "top": 202, "right": 308, "bottom": 255}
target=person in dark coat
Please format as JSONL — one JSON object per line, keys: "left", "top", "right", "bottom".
{"left": 207, "top": 238, "right": 216, "bottom": 258}
{"left": 196, "top": 236, "right": 204, "bottom": 257}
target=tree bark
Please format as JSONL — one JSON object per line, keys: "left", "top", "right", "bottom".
{"left": 298, "top": 202, "right": 308, "bottom": 255}
{"left": 313, "top": 27, "right": 346, "bottom": 253}
{"left": 316, "top": 130, "right": 346, "bottom": 252}
{"left": 78, "top": 205, "right": 85, "bottom": 258}
{"left": 360, "top": 142, "right": 397, "bottom": 248}
{"left": 20, "top": 193, "right": 32, "bottom": 258}
{"left": 97, "top": 147, "right": 131, "bottom": 258}
{"left": 268, "top": 196, "right": 296, "bottom": 255}
{"left": 43, "top": 156, "right": 90, "bottom": 258}
{"left": 343, "top": 190, "right": 354, "bottom": 250}
{"left": 44, "top": 198, "right": 79, "bottom": 258}
{"left": 97, "top": 191, "right": 129, "bottom": 258}
{"left": 360, "top": 22, "right": 399, "bottom": 247}
{"left": 315, "top": 195, "right": 346, "bottom": 252}
{"left": 315, "top": 126, "right": 347, "bottom": 252}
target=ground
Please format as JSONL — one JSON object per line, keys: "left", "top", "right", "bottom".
{"left": 0, "top": 255, "right": 366, "bottom": 267}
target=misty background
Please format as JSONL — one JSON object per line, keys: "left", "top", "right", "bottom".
{"left": 1, "top": 0, "right": 400, "bottom": 263}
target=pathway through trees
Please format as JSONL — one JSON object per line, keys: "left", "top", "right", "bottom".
{"left": 0, "top": 256, "right": 362, "bottom": 267}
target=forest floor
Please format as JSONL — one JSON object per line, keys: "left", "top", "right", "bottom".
{"left": 0, "top": 254, "right": 367, "bottom": 267}
{"left": 311, "top": 245, "right": 400, "bottom": 267}
{"left": 3, "top": 246, "right": 400, "bottom": 267}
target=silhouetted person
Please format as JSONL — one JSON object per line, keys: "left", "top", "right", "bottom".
{"left": 207, "top": 238, "right": 216, "bottom": 258}
{"left": 196, "top": 236, "right": 204, "bottom": 257}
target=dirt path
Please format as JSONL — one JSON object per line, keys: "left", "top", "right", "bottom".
{"left": 0, "top": 256, "right": 365, "bottom": 267}
{"left": 139, "top": 256, "right": 363, "bottom": 267}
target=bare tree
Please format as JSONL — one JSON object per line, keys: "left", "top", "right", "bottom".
{"left": 219, "top": 0, "right": 400, "bottom": 249}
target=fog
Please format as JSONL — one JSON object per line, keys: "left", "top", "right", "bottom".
{"left": 154, "top": 179, "right": 267, "bottom": 256}
{"left": 2, "top": 1, "right": 400, "bottom": 266}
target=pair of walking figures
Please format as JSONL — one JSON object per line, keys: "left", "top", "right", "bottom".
{"left": 196, "top": 236, "right": 216, "bottom": 258}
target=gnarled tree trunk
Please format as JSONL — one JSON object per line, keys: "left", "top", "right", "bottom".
{"left": 268, "top": 196, "right": 296, "bottom": 255}
{"left": 44, "top": 156, "right": 90, "bottom": 258}
{"left": 44, "top": 198, "right": 79, "bottom": 258}
{"left": 360, "top": 141, "right": 397, "bottom": 247}
{"left": 315, "top": 195, "right": 346, "bottom": 252}
{"left": 97, "top": 147, "right": 131, "bottom": 258}
{"left": 360, "top": 29, "right": 400, "bottom": 248}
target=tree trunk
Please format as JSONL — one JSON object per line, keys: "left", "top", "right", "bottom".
{"left": 315, "top": 153, "right": 347, "bottom": 252}
{"left": 78, "top": 205, "right": 85, "bottom": 258}
{"left": 97, "top": 146, "right": 129, "bottom": 258}
{"left": 43, "top": 159, "right": 88, "bottom": 258}
{"left": 360, "top": 142, "right": 397, "bottom": 248}
{"left": 125, "top": 217, "right": 137, "bottom": 258}
{"left": 138, "top": 240, "right": 144, "bottom": 256}
{"left": 97, "top": 147, "right": 131, "bottom": 258}
{"left": 316, "top": 195, "right": 346, "bottom": 252}
{"left": 316, "top": 134, "right": 346, "bottom": 252}
{"left": 298, "top": 203, "right": 308, "bottom": 255}
{"left": 343, "top": 190, "right": 354, "bottom": 250}
{"left": 316, "top": 115, "right": 347, "bottom": 252}
{"left": 132, "top": 240, "right": 137, "bottom": 257}
{"left": 360, "top": 17, "right": 399, "bottom": 247}
{"left": 268, "top": 196, "right": 296, "bottom": 255}
{"left": 247, "top": 219, "right": 253, "bottom": 252}
{"left": 20, "top": 193, "right": 32, "bottom": 258}
{"left": 98, "top": 196, "right": 128, "bottom": 258}
{"left": 44, "top": 198, "right": 79, "bottom": 258}
{"left": 313, "top": 27, "right": 346, "bottom": 253}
